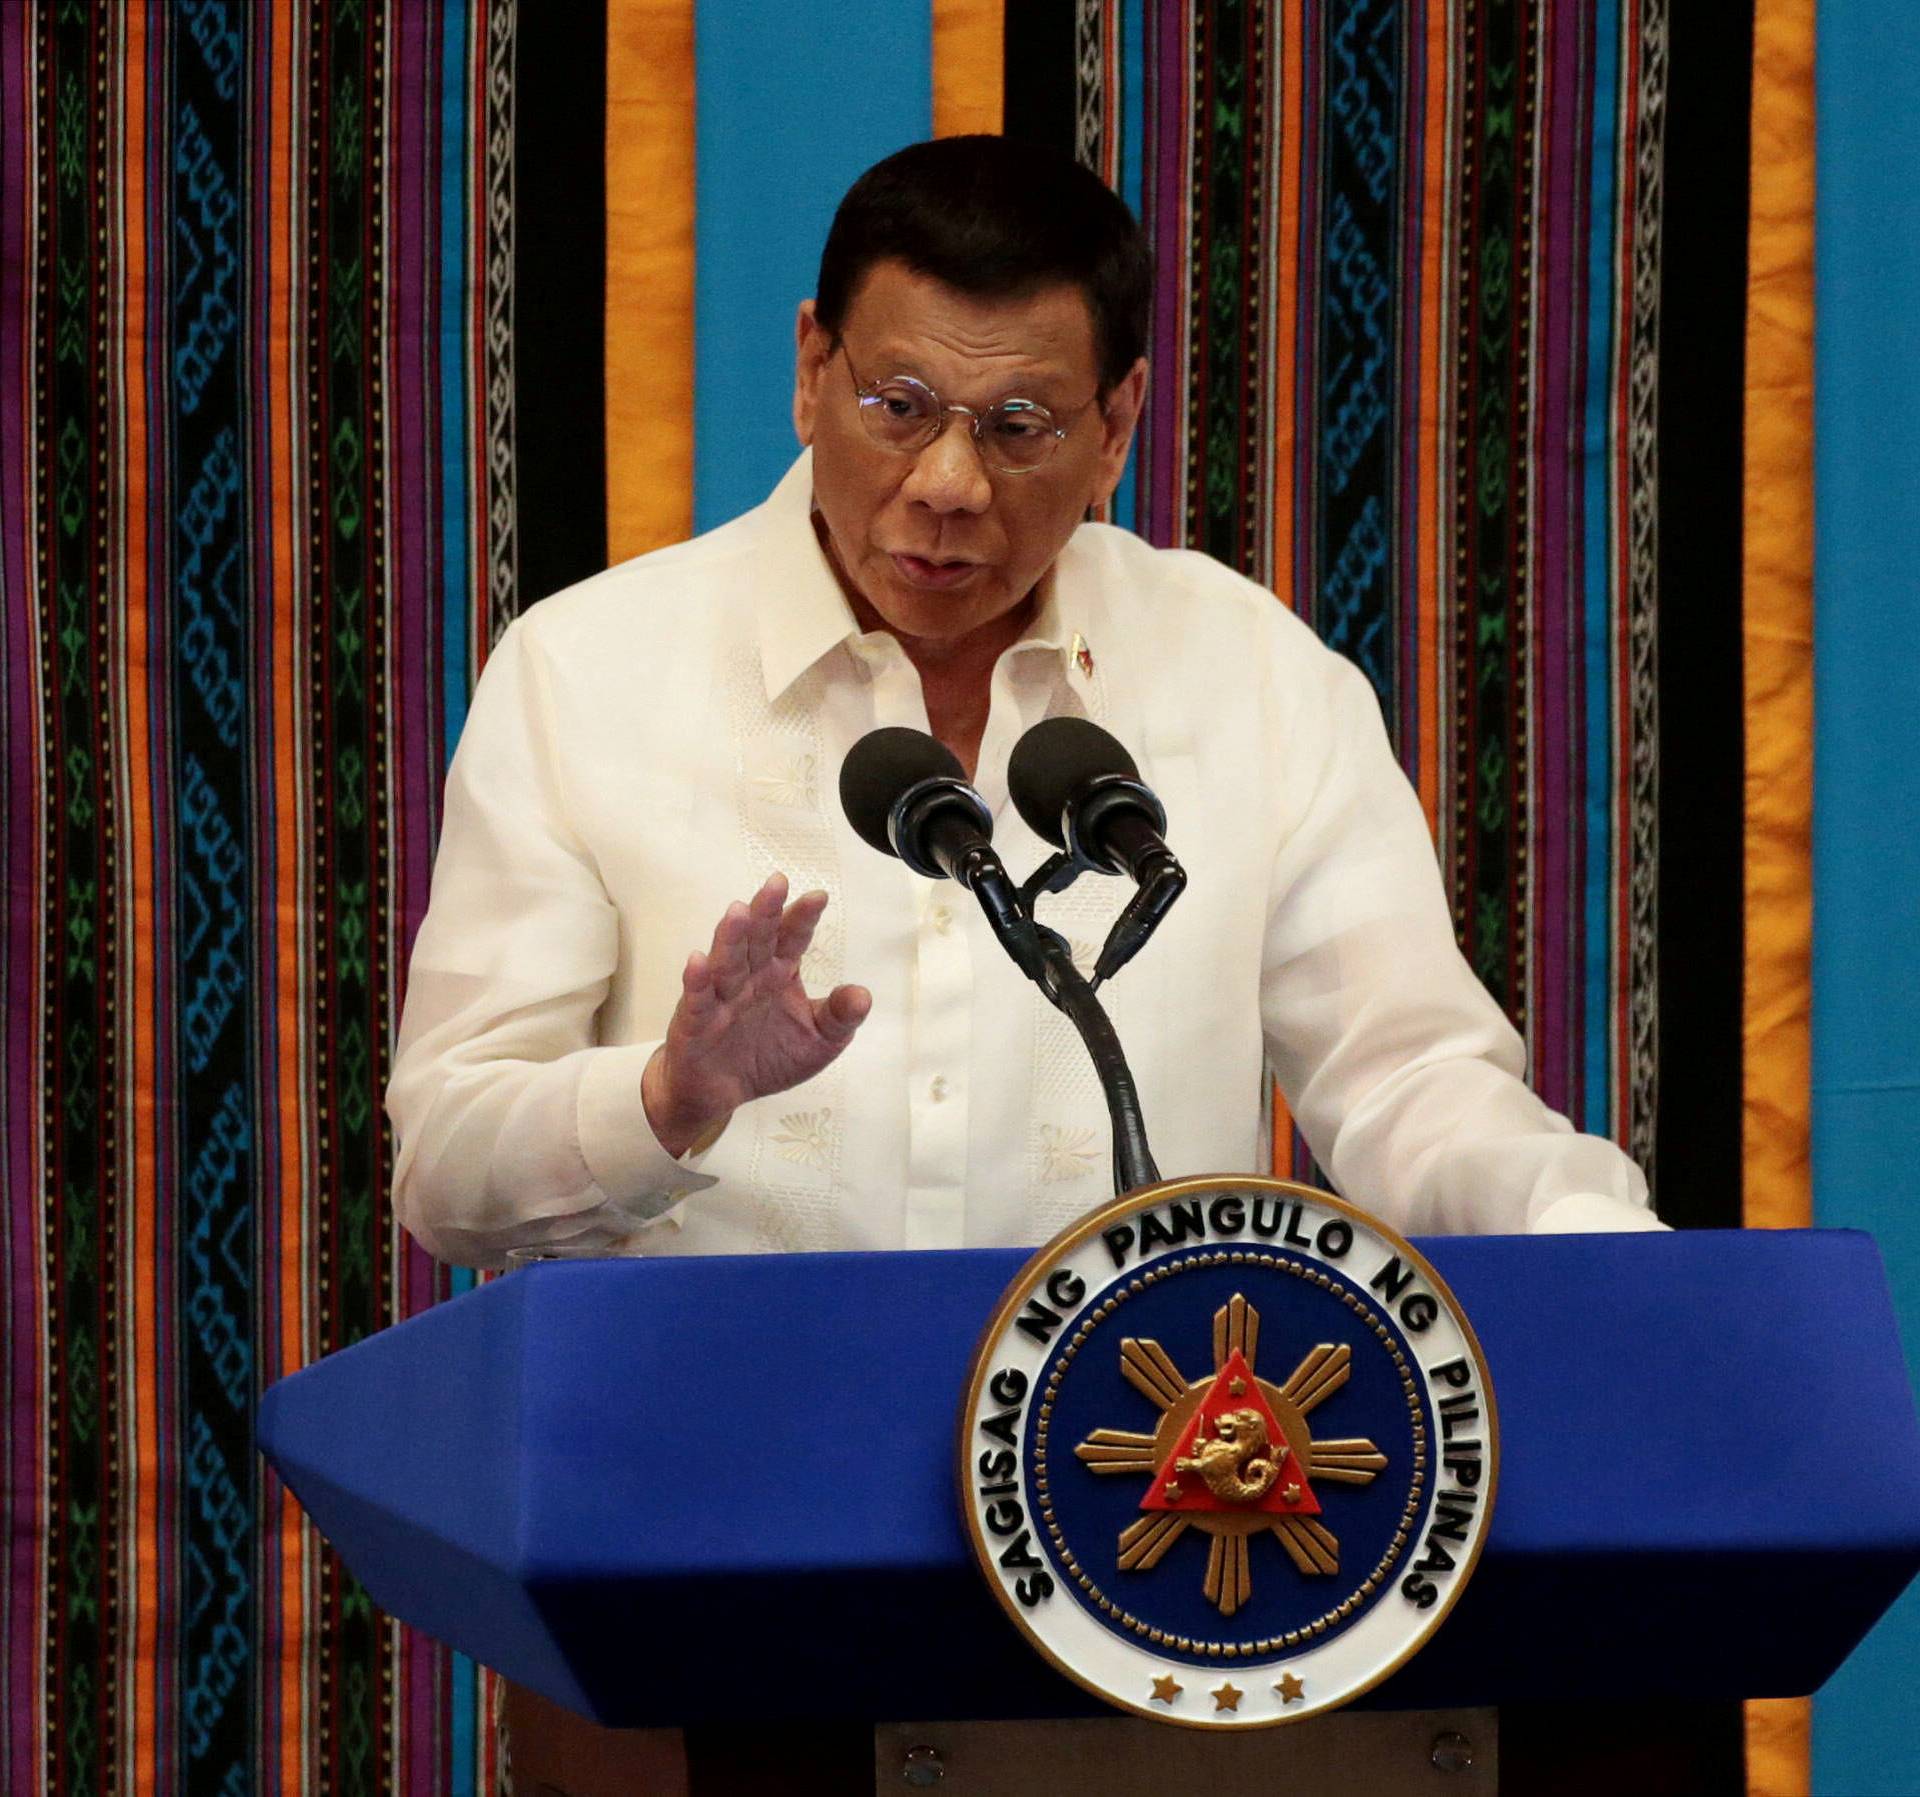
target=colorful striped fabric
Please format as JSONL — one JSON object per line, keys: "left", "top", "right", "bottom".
{"left": 1, "top": 3, "right": 514, "bottom": 1790}
{"left": 3, "top": 1, "right": 1778, "bottom": 1792}
{"left": 1029, "top": 3, "right": 1658, "bottom": 1182}
{"left": 1007, "top": 1, "right": 1752, "bottom": 1219}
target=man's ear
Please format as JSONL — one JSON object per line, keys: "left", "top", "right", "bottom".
{"left": 1092, "top": 358, "right": 1149, "bottom": 505}
{"left": 793, "top": 299, "right": 830, "bottom": 447}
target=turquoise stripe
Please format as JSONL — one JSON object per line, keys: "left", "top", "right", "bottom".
{"left": 1812, "top": 1, "right": 1920, "bottom": 1789}
{"left": 1120, "top": 0, "right": 1145, "bottom": 222}
{"left": 692, "top": 2, "right": 932, "bottom": 531}
{"left": 1580, "top": 0, "right": 1619, "bottom": 1134}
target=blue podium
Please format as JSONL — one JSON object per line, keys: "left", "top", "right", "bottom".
{"left": 257, "top": 1229, "right": 1920, "bottom": 1728}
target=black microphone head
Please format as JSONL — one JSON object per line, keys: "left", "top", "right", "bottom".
{"left": 839, "top": 727, "right": 967, "bottom": 858}
{"left": 1008, "top": 716, "right": 1140, "bottom": 847}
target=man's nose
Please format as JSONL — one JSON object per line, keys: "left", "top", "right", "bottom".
{"left": 901, "top": 410, "right": 993, "bottom": 513}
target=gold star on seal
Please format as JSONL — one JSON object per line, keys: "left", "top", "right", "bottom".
{"left": 1162, "top": 1480, "right": 1183, "bottom": 1501}
{"left": 1275, "top": 1672, "right": 1305, "bottom": 1704}
{"left": 1283, "top": 1482, "right": 1303, "bottom": 1504}
{"left": 1212, "top": 1681, "right": 1243, "bottom": 1712}
{"left": 1229, "top": 1376, "right": 1247, "bottom": 1395}
{"left": 1150, "top": 1674, "right": 1182, "bottom": 1703}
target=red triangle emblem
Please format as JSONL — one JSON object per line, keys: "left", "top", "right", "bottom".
{"left": 1139, "top": 1349, "right": 1321, "bottom": 1516}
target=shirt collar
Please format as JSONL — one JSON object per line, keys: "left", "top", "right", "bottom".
{"left": 754, "top": 450, "right": 864, "bottom": 705}
{"left": 752, "top": 448, "right": 1101, "bottom": 705}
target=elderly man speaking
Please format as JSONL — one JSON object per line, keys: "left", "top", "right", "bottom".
{"left": 387, "top": 135, "right": 1659, "bottom": 1272}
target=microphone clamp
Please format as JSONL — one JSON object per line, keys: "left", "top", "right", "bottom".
{"left": 888, "top": 775, "right": 996, "bottom": 883}
{"left": 1060, "top": 774, "right": 1173, "bottom": 881}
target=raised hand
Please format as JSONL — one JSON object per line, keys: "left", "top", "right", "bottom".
{"left": 641, "top": 872, "right": 872, "bottom": 1157}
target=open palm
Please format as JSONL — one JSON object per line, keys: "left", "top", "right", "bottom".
{"left": 642, "top": 873, "right": 871, "bottom": 1156}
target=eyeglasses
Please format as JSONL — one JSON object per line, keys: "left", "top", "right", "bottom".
{"left": 839, "top": 344, "right": 1094, "bottom": 475}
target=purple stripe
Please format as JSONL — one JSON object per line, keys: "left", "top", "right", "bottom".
{"left": 1529, "top": 4, "right": 1587, "bottom": 1113}
{"left": 144, "top": 3, "right": 180, "bottom": 1772}
{"left": 0, "top": 2, "right": 43, "bottom": 1784}
{"left": 246, "top": 5, "right": 288, "bottom": 1781}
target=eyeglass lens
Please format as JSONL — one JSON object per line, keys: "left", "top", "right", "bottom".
{"left": 856, "top": 376, "right": 1061, "bottom": 472}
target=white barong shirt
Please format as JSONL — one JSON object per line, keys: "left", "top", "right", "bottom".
{"left": 388, "top": 452, "right": 1659, "bottom": 1267}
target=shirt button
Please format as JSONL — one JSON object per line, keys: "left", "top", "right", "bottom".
{"left": 930, "top": 904, "right": 953, "bottom": 933}
{"left": 929, "top": 1076, "right": 949, "bottom": 1103}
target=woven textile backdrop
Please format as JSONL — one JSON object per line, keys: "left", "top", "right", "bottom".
{"left": 0, "top": 3, "right": 532, "bottom": 1791}
{"left": 997, "top": 0, "right": 1751, "bottom": 1210}
{"left": 1, "top": 2, "right": 1778, "bottom": 1793}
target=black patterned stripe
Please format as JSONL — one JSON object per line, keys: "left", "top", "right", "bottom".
{"left": 1451, "top": 0, "right": 1536, "bottom": 1021}
{"left": 162, "top": 0, "right": 260, "bottom": 1786}
{"left": 511, "top": 0, "right": 607, "bottom": 611}
{"left": 1310, "top": 0, "right": 1404, "bottom": 719}
{"left": 1189, "top": 0, "right": 1273, "bottom": 579}
{"left": 307, "top": 0, "right": 388, "bottom": 1787}
{"left": 1002, "top": 3, "right": 1080, "bottom": 164}
{"left": 39, "top": 1, "right": 119, "bottom": 1786}
{"left": 1649, "top": 0, "right": 1750, "bottom": 1229}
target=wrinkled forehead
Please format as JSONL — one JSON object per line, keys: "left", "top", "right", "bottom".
{"left": 836, "top": 261, "right": 1103, "bottom": 401}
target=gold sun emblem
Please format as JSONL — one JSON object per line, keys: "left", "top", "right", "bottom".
{"left": 1073, "top": 1293, "right": 1389, "bottom": 1616}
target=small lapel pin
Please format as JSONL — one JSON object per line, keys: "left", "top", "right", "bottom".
{"left": 1071, "top": 631, "right": 1095, "bottom": 679}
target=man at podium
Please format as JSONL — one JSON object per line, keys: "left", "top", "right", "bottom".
{"left": 386, "top": 136, "right": 1662, "bottom": 1272}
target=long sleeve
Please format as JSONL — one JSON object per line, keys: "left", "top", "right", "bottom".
{"left": 1260, "top": 645, "right": 1661, "bottom": 1236}
{"left": 386, "top": 621, "right": 714, "bottom": 1268}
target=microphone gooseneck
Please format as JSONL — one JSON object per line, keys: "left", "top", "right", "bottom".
{"left": 839, "top": 724, "right": 1165, "bottom": 1196}
{"left": 1031, "top": 927, "right": 1161, "bottom": 1192}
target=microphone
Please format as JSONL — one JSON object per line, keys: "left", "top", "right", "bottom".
{"left": 1008, "top": 717, "right": 1187, "bottom": 984}
{"left": 1009, "top": 717, "right": 1178, "bottom": 882}
{"left": 842, "top": 725, "right": 1161, "bottom": 1193}
{"left": 839, "top": 727, "right": 1044, "bottom": 979}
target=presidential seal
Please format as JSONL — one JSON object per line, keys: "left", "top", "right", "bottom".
{"left": 959, "top": 1176, "right": 1497, "bottom": 1727}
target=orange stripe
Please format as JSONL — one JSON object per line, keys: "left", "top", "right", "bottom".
{"left": 1739, "top": 0, "right": 1814, "bottom": 1237}
{"left": 1738, "top": 0, "right": 1814, "bottom": 1783}
{"left": 1268, "top": 0, "right": 1304, "bottom": 609}
{"left": 117, "top": 5, "right": 160, "bottom": 1785}
{"left": 933, "top": 0, "right": 1004, "bottom": 139}
{"left": 1270, "top": 0, "right": 1304, "bottom": 1174}
{"left": 1265, "top": 0, "right": 1301, "bottom": 1174}
{"left": 604, "top": 0, "right": 694, "bottom": 565}
{"left": 264, "top": 2, "right": 311, "bottom": 1789}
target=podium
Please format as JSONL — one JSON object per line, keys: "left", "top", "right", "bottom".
{"left": 258, "top": 1229, "right": 1920, "bottom": 1737}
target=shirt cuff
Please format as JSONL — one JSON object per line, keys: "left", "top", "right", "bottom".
{"left": 575, "top": 1041, "right": 723, "bottom": 1225}
{"left": 1530, "top": 1190, "right": 1671, "bottom": 1234}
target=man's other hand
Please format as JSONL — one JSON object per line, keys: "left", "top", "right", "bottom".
{"left": 641, "top": 873, "right": 872, "bottom": 1158}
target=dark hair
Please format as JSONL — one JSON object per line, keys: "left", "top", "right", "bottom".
{"left": 815, "top": 136, "right": 1152, "bottom": 394}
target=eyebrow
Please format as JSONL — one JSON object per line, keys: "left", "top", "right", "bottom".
{"left": 857, "top": 348, "right": 1077, "bottom": 408}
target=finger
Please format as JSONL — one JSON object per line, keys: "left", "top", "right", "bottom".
{"left": 743, "top": 872, "right": 788, "bottom": 976}
{"left": 813, "top": 983, "right": 871, "bottom": 1047}
{"left": 677, "top": 949, "right": 721, "bottom": 1021}
{"left": 773, "top": 888, "right": 830, "bottom": 964}
{"left": 707, "top": 900, "right": 754, "bottom": 1002}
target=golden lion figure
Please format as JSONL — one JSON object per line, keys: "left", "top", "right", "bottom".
{"left": 1175, "top": 1408, "right": 1283, "bottom": 1504}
